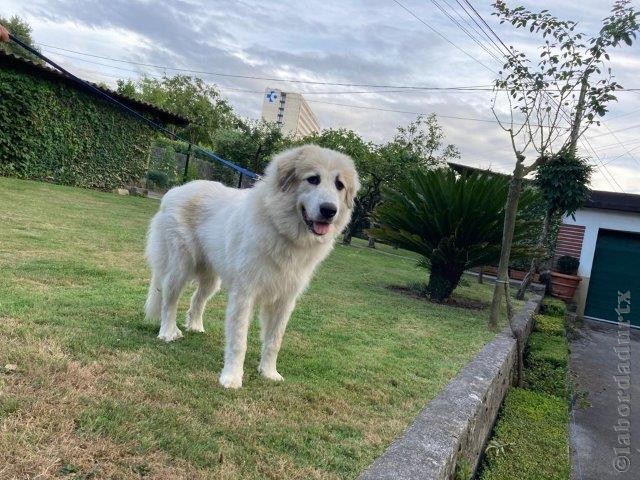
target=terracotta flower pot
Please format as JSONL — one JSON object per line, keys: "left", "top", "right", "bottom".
{"left": 550, "top": 271, "right": 581, "bottom": 300}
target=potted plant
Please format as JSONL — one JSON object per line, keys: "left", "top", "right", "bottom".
{"left": 550, "top": 255, "right": 581, "bottom": 300}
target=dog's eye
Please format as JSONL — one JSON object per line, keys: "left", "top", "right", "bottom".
{"left": 307, "top": 175, "right": 320, "bottom": 185}
{"left": 335, "top": 179, "right": 345, "bottom": 191}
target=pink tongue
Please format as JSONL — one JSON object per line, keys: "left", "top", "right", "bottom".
{"left": 313, "top": 222, "right": 331, "bottom": 235}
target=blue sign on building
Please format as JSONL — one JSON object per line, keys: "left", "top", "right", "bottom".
{"left": 265, "top": 90, "right": 279, "bottom": 102}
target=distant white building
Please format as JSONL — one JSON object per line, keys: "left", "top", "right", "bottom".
{"left": 261, "top": 88, "right": 320, "bottom": 138}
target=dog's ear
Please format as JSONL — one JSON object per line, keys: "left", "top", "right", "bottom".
{"left": 278, "top": 164, "right": 297, "bottom": 192}
{"left": 343, "top": 170, "right": 361, "bottom": 210}
{"left": 268, "top": 147, "right": 304, "bottom": 192}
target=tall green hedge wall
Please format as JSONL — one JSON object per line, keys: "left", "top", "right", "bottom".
{"left": 0, "top": 67, "right": 157, "bottom": 189}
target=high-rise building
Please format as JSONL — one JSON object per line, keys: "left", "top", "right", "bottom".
{"left": 261, "top": 88, "right": 320, "bottom": 138}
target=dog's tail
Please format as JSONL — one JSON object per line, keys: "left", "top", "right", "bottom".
{"left": 145, "top": 276, "right": 162, "bottom": 320}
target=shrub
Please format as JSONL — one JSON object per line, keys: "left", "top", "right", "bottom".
{"left": 369, "top": 168, "right": 540, "bottom": 301}
{"left": 527, "top": 332, "right": 568, "bottom": 368}
{"left": 556, "top": 255, "right": 579, "bottom": 275}
{"left": 477, "top": 389, "right": 570, "bottom": 480}
{"left": 147, "top": 170, "right": 169, "bottom": 189}
{"left": 526, "top": 319, "right": 568, "bottom": 398}
{"left": 534, "top": 314, "right": 565, "bottom": 336}
{"left": 479, "top": 307, "right": 570, "bottom": 480}
{"left": 525, "top": 362, "right": 568, "bottom": 399}
{"left": 0, "top": 66, "right": 158, "bottom": 189}
{"left": 539, "top": 297, "right": 566, "bottom": 317}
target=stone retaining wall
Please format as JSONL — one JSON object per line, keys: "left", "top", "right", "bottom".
{"left": 359, "top": 294, "right": 542, "bottom": 480}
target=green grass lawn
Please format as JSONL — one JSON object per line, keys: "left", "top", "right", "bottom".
{"left": 0, "top": 177, "right": 512, "bottom": 479}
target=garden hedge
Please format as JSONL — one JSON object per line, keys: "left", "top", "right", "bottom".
{"left": 0, "top": 66, "right": 157, "bottom": 189}
{"left": 478, "top": 302, "right": 570, "bottom": 480}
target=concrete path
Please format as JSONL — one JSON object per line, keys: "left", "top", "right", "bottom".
{"left": 570, "top": 319, "right": 640, "bottom": 479}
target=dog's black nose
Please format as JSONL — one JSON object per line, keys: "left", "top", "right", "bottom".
{"left": 319, "top": 202, "right": 337, "bottom": 219}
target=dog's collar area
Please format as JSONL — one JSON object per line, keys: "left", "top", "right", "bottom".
{"left": 301, "top": 206, "right": 331, "bottom": 236}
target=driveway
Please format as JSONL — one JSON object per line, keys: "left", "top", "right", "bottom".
{"left": 570, "top": 319, "right": 640, "bottom": 479}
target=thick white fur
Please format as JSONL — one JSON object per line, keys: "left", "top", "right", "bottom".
{"left": 145, "top": 145, "right": 360, "bottom": 388}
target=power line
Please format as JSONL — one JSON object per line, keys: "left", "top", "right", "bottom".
{"left": 44, "top": 49, "right": 502, "bottom": 95}
{"left": 588, "top": 122, "right": 640, "bottom": 139}
{"left": 461, "top": 0, "right": 513, "bottom": 58}
{"left": 602, "top": 143, "right": 640, "bottom": 165}
{"left": 39, "top": 42, "right": 494, "bottom": 91}
{"left": 453, "top": 0, "right": 509, "bottom": 59}
{"left": 594, "top": 122, "right": 640, "bottom": 168}
{"left": 429, "top": 0, "right": 504, "bottom": 65}
{"left": 304, "top": 99, "right": 570, "bottom": 129}
{"left": 592, "top": 137, "right": 640, "bottom": 152}
{"left": 40, "top": 43, "right": 640, "bottom": 94}
{"left": 391, "top": 0, "right": 496, "bottom": 74}
{"left": 460, "top": 0, "right": 626, "bottom": 192}
{"left": 43, "top": 52, "right": 542, "bottom": 127}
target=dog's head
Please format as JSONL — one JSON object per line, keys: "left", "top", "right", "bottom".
{"left": 262, "top": 144, "right": 360, "bottom": 243}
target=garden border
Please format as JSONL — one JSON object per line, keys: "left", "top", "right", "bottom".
{"left": 359, "top": 293, "right": 543, "bottom": 480}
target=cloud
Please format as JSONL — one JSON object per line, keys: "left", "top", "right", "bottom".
{"left": 3, "top": 0, "right": 639, "bottom": 192}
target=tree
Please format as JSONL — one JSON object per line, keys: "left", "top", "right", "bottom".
{"left": 392, "top": 113, "right": 460, "bottom": 164}
{"left": 369, "top": 169, "right": 539, "bottom": 301}
{"left": 361, "top": 114, "right": 460, "bottom": 248}
{"left": 0, "top": 16, "right": 42, "bottom": 64}
{"left": 212, "top": 119, "right": 292, "bottom": 174}
{"left": 116, "top": 75, "right": 237, "bottom": 146}
{"left": 487, "top": 0, "right": 639, "bottom": 329}
{"left": 515, "top": 152, "right": 593, "bottom": 298}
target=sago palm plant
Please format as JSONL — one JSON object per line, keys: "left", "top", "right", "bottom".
{"left": 369, "top": 168, "right": 539, "bottom": 301}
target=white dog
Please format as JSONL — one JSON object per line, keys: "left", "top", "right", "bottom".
{"left": 144, "top": 145, "right": 360, "bottom": 388}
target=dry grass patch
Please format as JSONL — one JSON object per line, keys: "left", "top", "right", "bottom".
{"left": 0, "top": 332, "right": 207, "bottom": 479}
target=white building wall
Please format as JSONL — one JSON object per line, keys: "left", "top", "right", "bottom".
{"left": 261, "top": 88, "right": 320, "bottom": 138}
{"left": 563, "top": 208, "right": 640, "bottom": 315}
{"left": 564, "top": 208, "right": 640, "bottom": 277}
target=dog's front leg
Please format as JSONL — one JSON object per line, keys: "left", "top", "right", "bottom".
{"left": 219, "top": 290, "right": 254, "bottom": 389}
{"left": 258, "top": 298, "right": 296, "bottom": 382}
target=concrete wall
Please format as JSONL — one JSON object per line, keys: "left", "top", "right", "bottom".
{"left": 359, "top": 295, "right": 542, "bottom": 480}
{"left": 563, "top": 208, "right": 640, "bottom": 315}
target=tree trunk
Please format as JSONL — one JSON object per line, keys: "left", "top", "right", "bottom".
{"left": 252, "top": 144, "right": 263, "bottom": 173}
{"left": 489, "top": 161, "right": 525, "bottom": 330}
{"left": 478, "top": 267, "right": 484, "bottom": 284}
{"left": 427, "top": 262, "right": 465, "bottom": 301}
{"left": 516, "top": 212, "right": 551, "bottom": 299}
{"left": 568, "top": 80, "right": 589, "bottom": 157}
{"left": 367, "top": 236, "right": 376, "bottom": 248}
{"left": 514, "top": 80, "right": 588, "bottom": 302}
{"left": 342, "top": 227, "right": 353, "bottom": 245}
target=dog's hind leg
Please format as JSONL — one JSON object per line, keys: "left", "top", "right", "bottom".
{"left": 219, "top": 290, "right": 255, "bottom": 389}
{"left": 145, "top": 274, "right": 163, "bottom": 320}
{"left": 157, "top": 271, "right": 189, "bottom": 342}
{"left": 185, "top": 271, "right": 220, "bottom": 333}
{"left": 258, "top": 298, "right": 296, "bottom": 382}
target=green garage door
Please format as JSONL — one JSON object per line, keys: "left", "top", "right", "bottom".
{"left": 585, "top": 229, "right": 640, "bottom": 327}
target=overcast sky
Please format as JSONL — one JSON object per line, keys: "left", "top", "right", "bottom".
{"left": 3, "top": 0, "right": 640, "bottom": 192}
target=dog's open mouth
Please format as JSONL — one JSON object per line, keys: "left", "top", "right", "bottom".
{"left": 301, "top": 206, "right": 331, "bottom": 236}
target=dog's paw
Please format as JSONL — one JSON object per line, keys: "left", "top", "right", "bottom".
{"left": 185, "top": 312, "right": 205, "bottom": 333}
{"left": 157, "top": 328, "right": 183, "bottom": 342}
{"left": 184, "top": 323, "right": 205, "bottom": 333}
{"left": 219, "top": 370, "right": 243, "bottom": 389}
{"left": 258, "top": 365, "right": 284, "bottom": 382}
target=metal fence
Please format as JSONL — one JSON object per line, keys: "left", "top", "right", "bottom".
{"left": 146, "top": 145, "right": 256, "bottom": 192}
